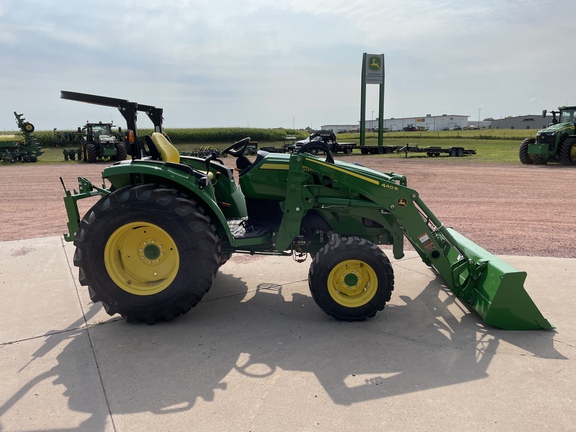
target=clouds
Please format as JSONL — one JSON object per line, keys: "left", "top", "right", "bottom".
{"left": 1, "top": 0, "right": 575, "bottom": 131}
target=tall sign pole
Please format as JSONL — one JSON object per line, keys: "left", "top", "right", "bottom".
{"left": 360, "top": 55, "right": 367, "bottom": 147}
{"left": 360, "top": 53, "right": 385, "bottom": 147}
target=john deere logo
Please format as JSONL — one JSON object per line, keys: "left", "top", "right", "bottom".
{"left": 364, "top": 53, "right": 384, "bottom": 84}
{"left": 369, "top": 56, "right": 381, "bottom": 71}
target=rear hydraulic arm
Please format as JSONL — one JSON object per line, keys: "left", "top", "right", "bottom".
{"left": 60, "top": 177, "right": 109, "bottom": 242}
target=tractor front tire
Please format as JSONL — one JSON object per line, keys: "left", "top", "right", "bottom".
{"left": 519, "top": 138, "right": 535, "bottom": 165}
{"left": 85, "top": 143, "right": 98, "bottom": 163}
{"left": 115, "top": 142, "right": 127, "bottom": 161}
{"left": 308, "top": 237, "right": 394, "bottom": 321}
{"left": 560, "top": 136, "right": 576, "bottom": 165}
{"left": 74, "top": 184, "right": 220, "bottom": 324}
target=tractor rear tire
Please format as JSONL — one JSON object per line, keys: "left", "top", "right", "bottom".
{"left": 74, "top": 184, "right": 220, "bottom": 324}
{"left": 308, "top": 236, "right": 394, "bottom": 321}
{"left": 86, "top": 143, "right": 98, "bottom": 163}
{"left": 519, "top": 138, "right": 535, "bottom": 165}
{"left": 560, "top": 136, "right": 576, "bottom": 165}
{"left": 219, "top": 252, "right": 232, "bottom": 267}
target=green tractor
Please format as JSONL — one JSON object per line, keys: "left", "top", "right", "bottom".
{"left": 0, "top": 112, "right": 43, "bottom": 163}
{"left": 79, "top": 121, "right": 127, "bottom": 163}
{"left": 520, "top": 105, "right": 576, "bottom": 165}
{"left": 61, "top": 91, "right": 553, "bottom": 330}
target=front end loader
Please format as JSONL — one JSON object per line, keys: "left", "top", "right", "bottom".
{"left": 61, "top": 91, "right": 553, "bottom": 330}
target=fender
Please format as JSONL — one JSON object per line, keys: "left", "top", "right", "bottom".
{"left": 101, "top": 160, "right": 245, "bottom": 244}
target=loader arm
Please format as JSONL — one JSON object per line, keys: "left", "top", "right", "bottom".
{"left": 278, "top": 153, "right": 553, "bottom": 330}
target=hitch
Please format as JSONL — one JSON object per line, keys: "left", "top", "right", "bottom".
{"left": 61, "top": 177, "right": 109, "bottom": 242}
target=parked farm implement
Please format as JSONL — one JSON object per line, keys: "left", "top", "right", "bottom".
{"left": 398, "top": 143, "right": 476, "bottom": 157}
{"left": 291, "top": 131, "right": 357, "bottom": 155}
{"left": 60, "top": 91, "right": 552, "bottom": 330}
{"left": 0, "top": 112, "right": 43, "bottom": 163}
{"left": 55, "top": 131, "right": 83, "bottom": 161}
{"left": 56, "top": 121, "right": 127, "bottom": 162}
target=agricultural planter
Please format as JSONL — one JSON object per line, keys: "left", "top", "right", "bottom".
{"left": 61, "top": 91, "right": 553, "bottom": 330}
{"left": 0, "top": 112, "right": 43, "bottom": 163}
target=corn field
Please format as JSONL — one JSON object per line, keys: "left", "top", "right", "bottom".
{"left": 30, "top": 128, "right": 307, "bottom": 148}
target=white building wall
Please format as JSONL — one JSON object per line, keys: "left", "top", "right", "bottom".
{"left": 321, "top": 115, "right": 469, "bottom": 133}
{"left": 321, "top": 124, "right": 358, "bottom": 132}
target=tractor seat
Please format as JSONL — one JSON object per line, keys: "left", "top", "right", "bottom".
{"left": 239, "top": 150, "right": 269, "bottom": 176}
{"left": 150, "top": 132, "right": 180, "bottom": 163}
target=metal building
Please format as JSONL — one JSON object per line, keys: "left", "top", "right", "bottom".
{"left": 322, "top": 114, "right": 469, "bottom": 132}
{"left": 490, "top": 115, "right": 553, "bottom": 130}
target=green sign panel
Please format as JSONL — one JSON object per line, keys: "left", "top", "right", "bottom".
{"left": 365, "top": 54, "right": 384, "bottom": 84}
{"left": 360, "top": 52, "right": 385, "bottom": 148}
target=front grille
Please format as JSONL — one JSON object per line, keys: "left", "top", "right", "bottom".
{"left": 537, "top": 134, "right": 555, "bottom": 145}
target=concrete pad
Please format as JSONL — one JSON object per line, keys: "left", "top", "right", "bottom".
{"left": 62, "top": 240, "right": 121, "bottom": 327}
{"left": 1, "top": 236, "right": 575, "bottom": 431}
{"left": 0, "top": 237, "right": 85, "bottom": 343}
{"left": 0, "top": 330, "right": 113, "bottom": 431}
{"left": 503, "top": 254, "right": 575, "bottom": 344}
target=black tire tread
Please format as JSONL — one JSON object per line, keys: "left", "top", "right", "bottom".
{"left": 115, "top": 142, "right": 127, "bottom": 161}
{"left": 74, "top": 184, "right": 219, "bottom": 324}
{"left": 308, "top": 236, "right": 394, "bottom": 321}
{"left": 519, "top": 138, "right": 535, "bottom": 165}
{"left": 560, "top": 136, "right": 576, "bottom": 166}
{"left": 86, "top": 143, "right": 98, "bottom": 163}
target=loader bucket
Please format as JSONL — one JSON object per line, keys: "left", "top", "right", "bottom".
{"left": 445, "top": 228, "right": 554, "bottom": 330}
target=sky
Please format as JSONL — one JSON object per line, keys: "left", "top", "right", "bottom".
{"left": 1, "top": 0, "right": 576, "bottom": 131}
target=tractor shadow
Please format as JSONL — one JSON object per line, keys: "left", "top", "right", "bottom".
{"left": 3, "top": 269, "right": 564, "bottom": 431}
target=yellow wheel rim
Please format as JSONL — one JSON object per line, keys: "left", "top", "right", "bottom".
{"left": 104, "top": 222, "right": 179, "bottom": 296}
{"left": 327, "top": 259, "right": 378, "bottom": 307}
{"left": 570, "top": 144, "right": 576, "bottom": 161}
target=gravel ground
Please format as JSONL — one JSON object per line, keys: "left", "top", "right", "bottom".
{"left": 1, "top": 156, "right": 575, "bottom": 257}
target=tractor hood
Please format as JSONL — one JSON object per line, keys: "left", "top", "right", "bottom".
{"left": 239, "top": 151, "right": 406, "bottom": 201}
{"left": 538, "top": 121, "right": 573, "bottom": 135}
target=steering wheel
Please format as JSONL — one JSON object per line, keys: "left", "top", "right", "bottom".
{"left": 297, "top": 141, "right": 335, "bottom": 164}
{"left": 220, "top": 137, "right": 251, "bottom": 158}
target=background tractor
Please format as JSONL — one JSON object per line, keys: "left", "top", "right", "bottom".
{"left": 61, "top": 91, "right": 552, "bottom": 331}
{"left": 519, "top": 105, "right": 576, "bottom": 165}
{"left": 79, "top": 121, "right": 127, "bottom": 163}
{"left": 0, "top": 112, "right": 43, "bottom": 163}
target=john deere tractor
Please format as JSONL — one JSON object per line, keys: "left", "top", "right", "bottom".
{"left": 61, "top": 91, "right": 552, "bottom": 330}
{"left": 80, "top": 121, "right": 127, "bottom": 163}
{"left": 520, "top": 106, "right": 576, "bottom": 165}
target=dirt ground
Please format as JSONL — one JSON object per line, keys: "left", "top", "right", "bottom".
{"left": 1, "top": 155, "right": 575, "bottom": 258}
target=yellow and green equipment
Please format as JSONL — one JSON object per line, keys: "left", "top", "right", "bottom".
{"left": 61, "top": 91, "right": 553, "bottom": 330}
